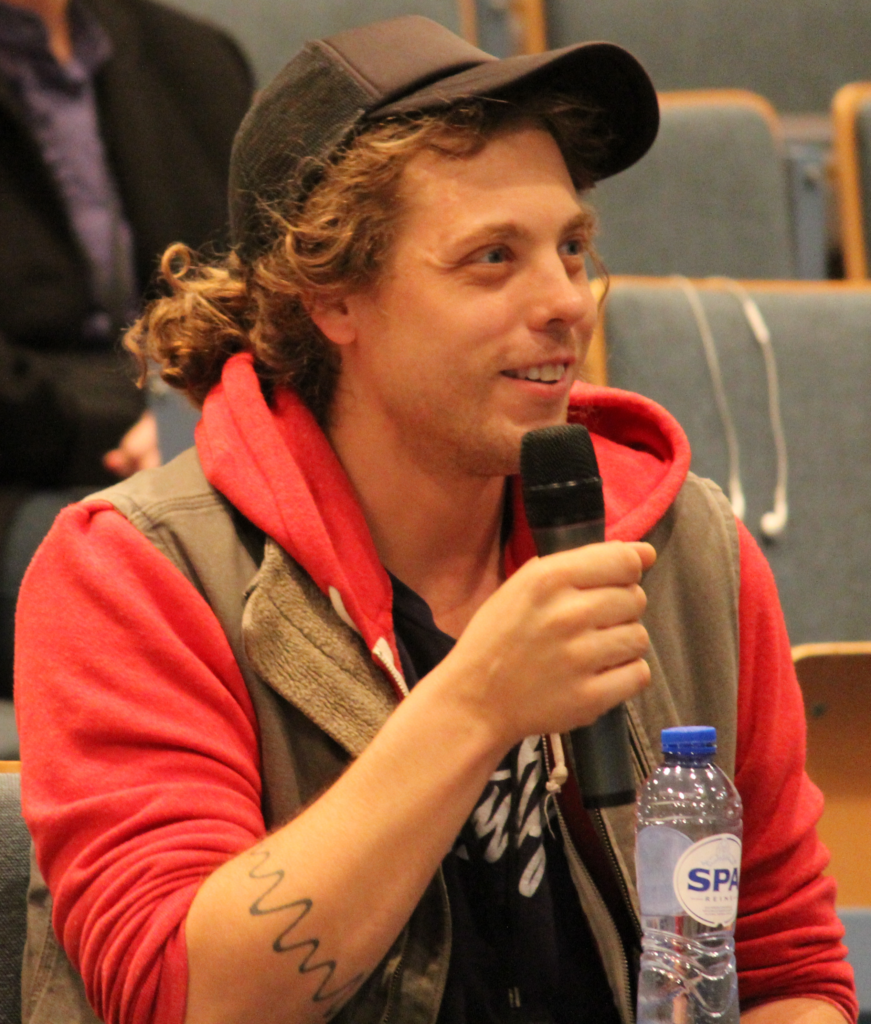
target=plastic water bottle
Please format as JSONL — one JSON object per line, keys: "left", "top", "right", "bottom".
{"left": 635, "top": 726, "right": 743, "bottom": 1023}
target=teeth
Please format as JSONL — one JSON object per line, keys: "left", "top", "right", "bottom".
{"left": 504, "top": 362, "right": 567, "bottom": 382}
{"left": 520, "top": 363, "right": 564, "bottom": 382}
{"left": 539, "top": 363, "right": 564, "bottom": 382}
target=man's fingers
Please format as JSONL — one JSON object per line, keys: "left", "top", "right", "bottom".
{"left": 571, "top": 620, "right": 651, "bottom": 672}
{"left": 574, "top": 657, "right": 652, "bottom": 724}
{"left": 557, "top": 583, "right": 648, "bottom": 631}
{"left": 628, "top": 541, "right": 657, "bottom": 571}
{"left": 533, "top": 540, "right": 655, "bottom": 591}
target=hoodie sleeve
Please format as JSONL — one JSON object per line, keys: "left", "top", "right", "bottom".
{"left": 15, "top": 501, "right": 266, "bottom": 1024}
{"left": 732, "top": 521, "right": 857, "bottom": 1022}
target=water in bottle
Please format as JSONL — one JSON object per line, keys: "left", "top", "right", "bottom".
{"left": 635, "top": 726, "right": 743, "bottom": 1023}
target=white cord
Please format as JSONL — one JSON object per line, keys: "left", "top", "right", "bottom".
{"left": 674, "top": 276, "right": 747, "bottom": 521}
{"left": 714, "top": 279, "right": 789, "bottom": 539}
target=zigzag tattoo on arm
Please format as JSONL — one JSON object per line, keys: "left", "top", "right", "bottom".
{"left": 247, "top": 848, "right": 365, "bottom": 1018}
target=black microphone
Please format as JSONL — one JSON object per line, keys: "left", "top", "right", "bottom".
{"left": 520, "top": 423, "right": 636, "bottom": 808}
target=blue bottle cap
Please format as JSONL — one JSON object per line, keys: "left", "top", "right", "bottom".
{"left": 661, "top": 725, "right": 716, "bottom": 755}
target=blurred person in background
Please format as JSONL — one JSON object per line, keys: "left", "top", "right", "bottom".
{"left": 0, "top": 0, "right": 254, "bottom": 716}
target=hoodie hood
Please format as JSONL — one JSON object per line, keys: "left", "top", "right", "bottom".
{"left": 197, "top": 353, "right": 691, "bottom": 692}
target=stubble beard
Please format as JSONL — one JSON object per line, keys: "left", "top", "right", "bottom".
{"left": 381, "top": 370, "right": 573, "bottom": 481}
{"left": 397, "top": 408, "right": 530, "bottom": 481}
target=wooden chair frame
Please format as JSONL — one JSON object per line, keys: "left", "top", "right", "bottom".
{"left": 585, "top": 275, "right": 871, "bottom": 387}
{"left": 792, "top": 642, "right": 871, "bottom": 906}
{"left": 832, "top": 82, "right": 871, "bottom": 279}
{"left": 509, "top": 0, "right": 547, "bottom": 53}
{"left": 456, "top": 0, "right": 478, "bottom": 45}
{"left": 657, "top": 88, "right": 784, "bottom": 142}
{"left": 457, "top": 0, "right": 547, "bottom": 54}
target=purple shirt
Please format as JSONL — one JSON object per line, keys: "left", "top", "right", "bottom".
{"left": 0, "top": 0, "right": 136, "bottom": 343}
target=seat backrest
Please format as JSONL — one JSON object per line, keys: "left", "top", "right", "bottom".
{"left": 544, "top": 0, "right": 871, "bottom": 115}
{"left": 147, "top": 383, "right": 201, "bottom": 464}
{"left": 793, "top": 643, "right": 871, "bottom": 907}
{"left": 792, "top": 643, "right": 871, "bottom": 1016}
{"left": 0, "top": 702, "right": 17, "bottom": 761}
{"left": 474, "top": 0, "right": 545, "bottom": 58}
{"left": 833, "top": 83, "right": 871, "bottom": 280}
{"left": 164, "top": 0, "right": 467, "bottom": 85}
{"left": 592, "top": 277, "right": 871, "bottom": 645}
{"left": 839, "top": 908, "right": 871, "bottom": 1017}
{"left": 0, "top": 768, "right": 28, "bottom": 1024}
{"left": 590, "top": 91, "right": 796, "bottom": 279}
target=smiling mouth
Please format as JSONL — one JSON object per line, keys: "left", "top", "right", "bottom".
{"left": 502, "top": 362, "right": 569, "bottom": 383}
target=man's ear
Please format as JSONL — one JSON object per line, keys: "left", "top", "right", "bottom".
{"left": 308, "top": 296, "right": 357, "bottom": 347}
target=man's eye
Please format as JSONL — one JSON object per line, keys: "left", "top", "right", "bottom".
{"left": 560, "top": 238, "right": 586, "bottom": 258}
{"left": 477, "top": 246, "right": 509, "bottom": 265}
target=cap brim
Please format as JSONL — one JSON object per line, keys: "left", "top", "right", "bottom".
{"left": 371, "top": 42, "right": 659, "bottom": 181}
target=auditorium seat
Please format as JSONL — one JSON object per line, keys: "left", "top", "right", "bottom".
{"left": 792, "top": 644, "right": 871, "bottom": 1020}
{"left": 0, "top": 762, "right": 27, "bottom": 1024}
{"left": 148, "top": 380, "right": 201, "bottom": 464}
{"left": 544, "top": 0, "right": 871, "bottom": 116}
{"left": 588, "top": 276, "right": 871, "bottom": 645}
{"left": 0, "top": 700, "right": 16, "bottom": 760}
{"left": 833, "top": 83, "right": 871, "bottom": 279}
{"left": 165, "top": 0, "right": 469, "bottom": 85}
{"left": 589, "top": 91, "right": 797, "bottom": 279}
{"left": 794, "top": 643, "right": 871, "bottom": 905}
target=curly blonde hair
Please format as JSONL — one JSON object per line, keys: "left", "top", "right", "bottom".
{"left": 127, "top": 93, "right": 609, "bottom": 424}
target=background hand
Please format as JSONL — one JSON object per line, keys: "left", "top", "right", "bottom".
{"left": 102, "top": 410, "right": 161, "bottom": 478}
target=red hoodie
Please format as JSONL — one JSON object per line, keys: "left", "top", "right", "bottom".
{"left": 15, "top": 353, "right": 856, "bottom": 1024}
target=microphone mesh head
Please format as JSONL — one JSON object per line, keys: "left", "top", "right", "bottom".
{"left": 520, "top": 424, "right": 599, "bottom": 487}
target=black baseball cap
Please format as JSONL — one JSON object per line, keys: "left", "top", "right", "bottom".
{"left": 229, "top": 15, "right": 659, "bottom": 260}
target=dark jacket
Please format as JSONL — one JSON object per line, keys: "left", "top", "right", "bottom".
{"left": 0, "top": 0, "right": 253, "bottom": 489}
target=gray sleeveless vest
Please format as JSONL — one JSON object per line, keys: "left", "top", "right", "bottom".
{"left": 22, "top": 447, "right": 740, "bottom": 1024}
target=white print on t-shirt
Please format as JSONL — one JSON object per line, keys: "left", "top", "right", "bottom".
{"left": 456, "top": 735, "right": 552, "bottom": 898}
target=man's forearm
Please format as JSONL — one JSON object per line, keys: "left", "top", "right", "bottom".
{"left": 743, "top": 997, "right": 850, "bottom": 1023}
{"left": 184, "top": 671, "right": 503, "bottom": 1024}
{"left": 183, "top": 543, "right": 653, "bottom": 1024}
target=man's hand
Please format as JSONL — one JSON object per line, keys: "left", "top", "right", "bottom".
{"left": 429, "top": 539, "right": 657, "bottom": 750}
{"left": 102, "top": 410, "right": 161, "bottom": 478}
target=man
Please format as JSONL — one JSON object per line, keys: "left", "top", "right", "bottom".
{"left": 15, "top": 15, "right": 856, "bottom": 1024}
{"left": 0, "top": 0, "right": 253, "bottom": 705}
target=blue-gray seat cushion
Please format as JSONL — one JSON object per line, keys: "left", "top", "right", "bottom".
{"left": 590, "top": 101, "right": 795, "bottom": 279}
{"left": 601, "top": 281, "right": 871, "bottom": 644}
{"left": 545, "top": 0, "right": 871, "bottom": 114}
{"left": 163, "top": 0, "right": 462, "bottom": 85}
{"left": 841, "top": 908, "right": 871, "bottom": 1014}
{"left": 0, "top": 772, "right": 28, "bottom": 1024}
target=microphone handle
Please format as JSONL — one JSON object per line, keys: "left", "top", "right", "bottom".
{"left": 571, "top": 709, "right": 636, "bottom": 808}
{"left": 530, "top": 518, "right": 636, "bottom": 809}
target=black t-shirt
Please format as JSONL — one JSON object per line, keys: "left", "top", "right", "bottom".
{"left": 390, "top": 573, "right": 622, "bottom": 1024}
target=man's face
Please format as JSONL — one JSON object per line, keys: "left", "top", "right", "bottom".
{"left": 329, "top": 125, "right": 598, "bottom": 479}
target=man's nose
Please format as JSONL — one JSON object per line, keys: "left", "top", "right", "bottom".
{"left": 527, "top": 258, "right": 592, "bottom": 333}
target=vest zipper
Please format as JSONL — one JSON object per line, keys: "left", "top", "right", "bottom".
{"left": 378, "top": 926, "right": 409, "bottom": 1024}
{"left": 590, "top": 709, "right": 649, "bottom": 945}
{"left": 379, "top": 869, "right": 451, "bottom": 1024}
{"left": 626, "top": 710, "right": 651, "bottom": 789}
{"left": 590, "top": 806, "right": 642, "bottom": 943}
{"left": 543, "top": 738, "right": 635, "bottom": 1024}
{"left": 372, "top": 636, "right": 409, "bottom": 698}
